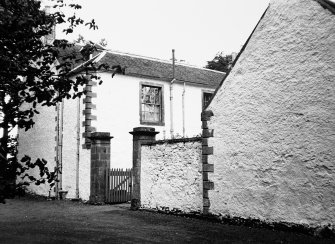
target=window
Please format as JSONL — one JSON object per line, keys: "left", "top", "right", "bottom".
{"left": 140, "top": 83, "right": 164, "bottom": 125}
{"left": 202, "top": 91, "right": 214, "bottom": 109}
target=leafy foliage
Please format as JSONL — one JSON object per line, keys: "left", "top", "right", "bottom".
{"left": 0, "top": 0, "right": 104, "bottom": 133}
{"left": 0, "top": 0, "right": 118, "bottom": 202}
{"left": 74, "top": 34, "right": 108, "bottom": 48}
{"left": 0, "top": 138, "right": 59, "bottom": 203}
{"left": 205, "top": 53, "right": 234, "bottom": 73}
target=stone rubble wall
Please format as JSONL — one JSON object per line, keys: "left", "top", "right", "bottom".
{"left": 140, "top": 138, "right": 203, "bottom": 213}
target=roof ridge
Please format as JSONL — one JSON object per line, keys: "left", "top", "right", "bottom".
{"left": 103, "top": 49, "right": 225, "bottom": 74}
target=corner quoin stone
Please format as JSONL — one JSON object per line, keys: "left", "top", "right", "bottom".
{"left": 202, "top": 129, "right": 214, "bottom": 138}
{"left": 202, "top": 146, "right": 214, "bottom": 155}
{"left": 203, "top": 164, "right": 214, "bottom": 173}
{"left": 201, "top": 110, "right": 214, "bottom": 121}
{"left": 203, "top": 181, "right": 214, "bottom": 190}
{"left": 201, "top": 110, "right": 214, "bottom": 215}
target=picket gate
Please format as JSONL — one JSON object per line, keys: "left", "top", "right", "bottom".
{"left": 106, "top": 168, "right": 133, "bottom": 203}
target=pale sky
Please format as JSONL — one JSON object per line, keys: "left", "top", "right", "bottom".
{"left": 56, "top": 0, "right": 270, "bottom": 67}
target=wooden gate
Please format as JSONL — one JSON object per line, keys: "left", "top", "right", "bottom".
{"left": 106, "top": 168, "right": 133, "bottom": 203}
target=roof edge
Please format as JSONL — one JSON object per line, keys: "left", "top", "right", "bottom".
{"left": 102, "top": 50, "right": 226, "bottom": 74}
{"left": 314, "top": 0, "right": 335, "bottom": 14}
{"left": 204, "top": 4, "right": 270, "bottom": 111}
{"left": 93, "top": 51, "right": 107, "bottom": 64}
{"left": 95, "top": 70, "right": 219, "bottom": 88}
{"left": 67, "top": 52, "right": 102, "bottom": 76}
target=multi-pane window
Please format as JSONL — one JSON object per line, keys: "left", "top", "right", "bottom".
{"left": 140, "top": 84, "right": 163, "bottom": 125}
{"left": 203, "top": 92, "right": 213, "bottom": 109}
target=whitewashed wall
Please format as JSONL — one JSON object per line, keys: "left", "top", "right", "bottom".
{"left": 17, "top": 105, "right": 57, "bottom": 196}
{"left": 18, "top": 70, "right": 214, "bottom": 200}
{"left": 207, "top": 0, "right": 335, "bottom": 228}
{"left": 61, "top": 96, "right": 91, "bottom": 200}
{"left": 140, "top": 139, "right": 203, "bottom": 213}
{"left": 61, "top": 97, "right": 78, "bottom": 198}
{"left": 95, "top": 73, "right": 212, "bottom": 169}
{"left": 78, "top": 109, "right": 91, "bottom": 201}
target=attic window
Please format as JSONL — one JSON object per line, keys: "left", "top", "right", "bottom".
{"left": 140, "top": 83, "right": 164, "bottom": 126}
{"left": 202, "top": 91, "right": 214, "bottom": 109}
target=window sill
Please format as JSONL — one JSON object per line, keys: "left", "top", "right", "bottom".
{"left": 140, "top": 121, "right": 165, "bottom": 126}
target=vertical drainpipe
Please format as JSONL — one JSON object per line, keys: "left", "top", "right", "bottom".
{"left": 55, "top": 103, "right": 60, "bottom": 198}
{"left": 59, "top": 100, "right": 64, "bottom": 191}
{"left": 182, "top": 82, "right": 185, "bottom": 137}
{"left": 75, "top": 97, "right": 80, "bottom": 199}
{"left": 55, "top": 100, "right": 65, "bottom": 199}
{"left": 170, "top": 49, "right": 175, "bottom": 139}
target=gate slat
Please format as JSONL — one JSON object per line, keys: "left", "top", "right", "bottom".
{"left": 119, "top": 169, "right": 122, "bottom": 202}
{"left": 105, "top": 168, "right": 133, "bottom": 204}
{"left": 111, "top": 169, "right": 113, "bottom": 202}
{"left": 113, "top": 169, "right": 116, "bottom": 202}
{"left": 120, "top": 170, "right": 123, "bottom": 202}
{"left": 116, "top": 168, "right": 119, "bottom": 202}
{"left": 105, "top": 169, "right": 107, "bottom": 202}
{"left": 117, "top": 168, "right": 120, "bottom": 202}
{"left": 123, "top": 170, "right": 126, "bottom": 202}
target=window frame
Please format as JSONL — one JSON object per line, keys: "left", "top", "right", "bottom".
{"left": 139, "top": 82, "right": 165, "bottom": 126}
{"left": 202, "top": 89, "right": 214, "bottom": 110}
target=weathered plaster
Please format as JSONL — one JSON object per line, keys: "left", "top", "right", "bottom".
{"left": 141, "top": 140, "right": 203, "bottom": 213}
{"left": 207, "top": 0, "right": 335, "bottom": 228}
{"left": 61, "top": 92, "right": 92, "bottom": 200}
{"left": 18, "top": 88, "right": 92, "bottom": 200}
{"left": 61, "top": 97, "right": 78, "bottom": 198}
{"left": 17, "top": 105, "right": 57, "bottom": 196}
{"left": 78, "top": 96, "right": 91, "bottom": 200}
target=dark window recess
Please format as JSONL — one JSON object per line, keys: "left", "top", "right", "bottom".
{"left": 141, "top": 85, "right": 162, "bottom": 123}
{"left": 203, "top": 92, "right": 213, "bottom": 109}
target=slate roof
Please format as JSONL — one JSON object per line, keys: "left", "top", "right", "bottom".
{"left": 56, "top": 44, "right": 103, "bottom": 69}
{"left": 56, "top": 45, "right": 83, "bottom": 68}
{"left": 95, "top": 51, "right": 225, "bottom": 89}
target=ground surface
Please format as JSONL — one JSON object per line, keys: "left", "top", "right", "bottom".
{"left": 0, "top": 197, "right": 332, "bottom": 244}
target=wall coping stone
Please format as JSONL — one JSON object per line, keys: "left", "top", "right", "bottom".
{"left": 133, "top": 127, "right": 155, "bottom": 132}
{"left": 88, "top": 132, "right": 113, "bottom": 140}
{"left": 129, "top": 127, "right": 159, "bottom": 136}
{"left": 142, "top": 137, "right": 201, "bottom": 146}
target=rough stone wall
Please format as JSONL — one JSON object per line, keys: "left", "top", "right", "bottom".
{"left": 207, "top": 0, "right": 335, "bottom": 228}
{"left": 141, "top": 139, "right": 203, "bottom": 213}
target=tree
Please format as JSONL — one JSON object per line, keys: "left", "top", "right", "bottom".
{"left": 205, "top": 52, "right": 234, "bottom": 73}
{"left": 0, "top": 0, "right": 114, "bottom": 202}
{"left": 74, "top": 34, "right": 108, "bottom": 48}
{"left": 98, "top": 38, "right": 108, "bottom": 48}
